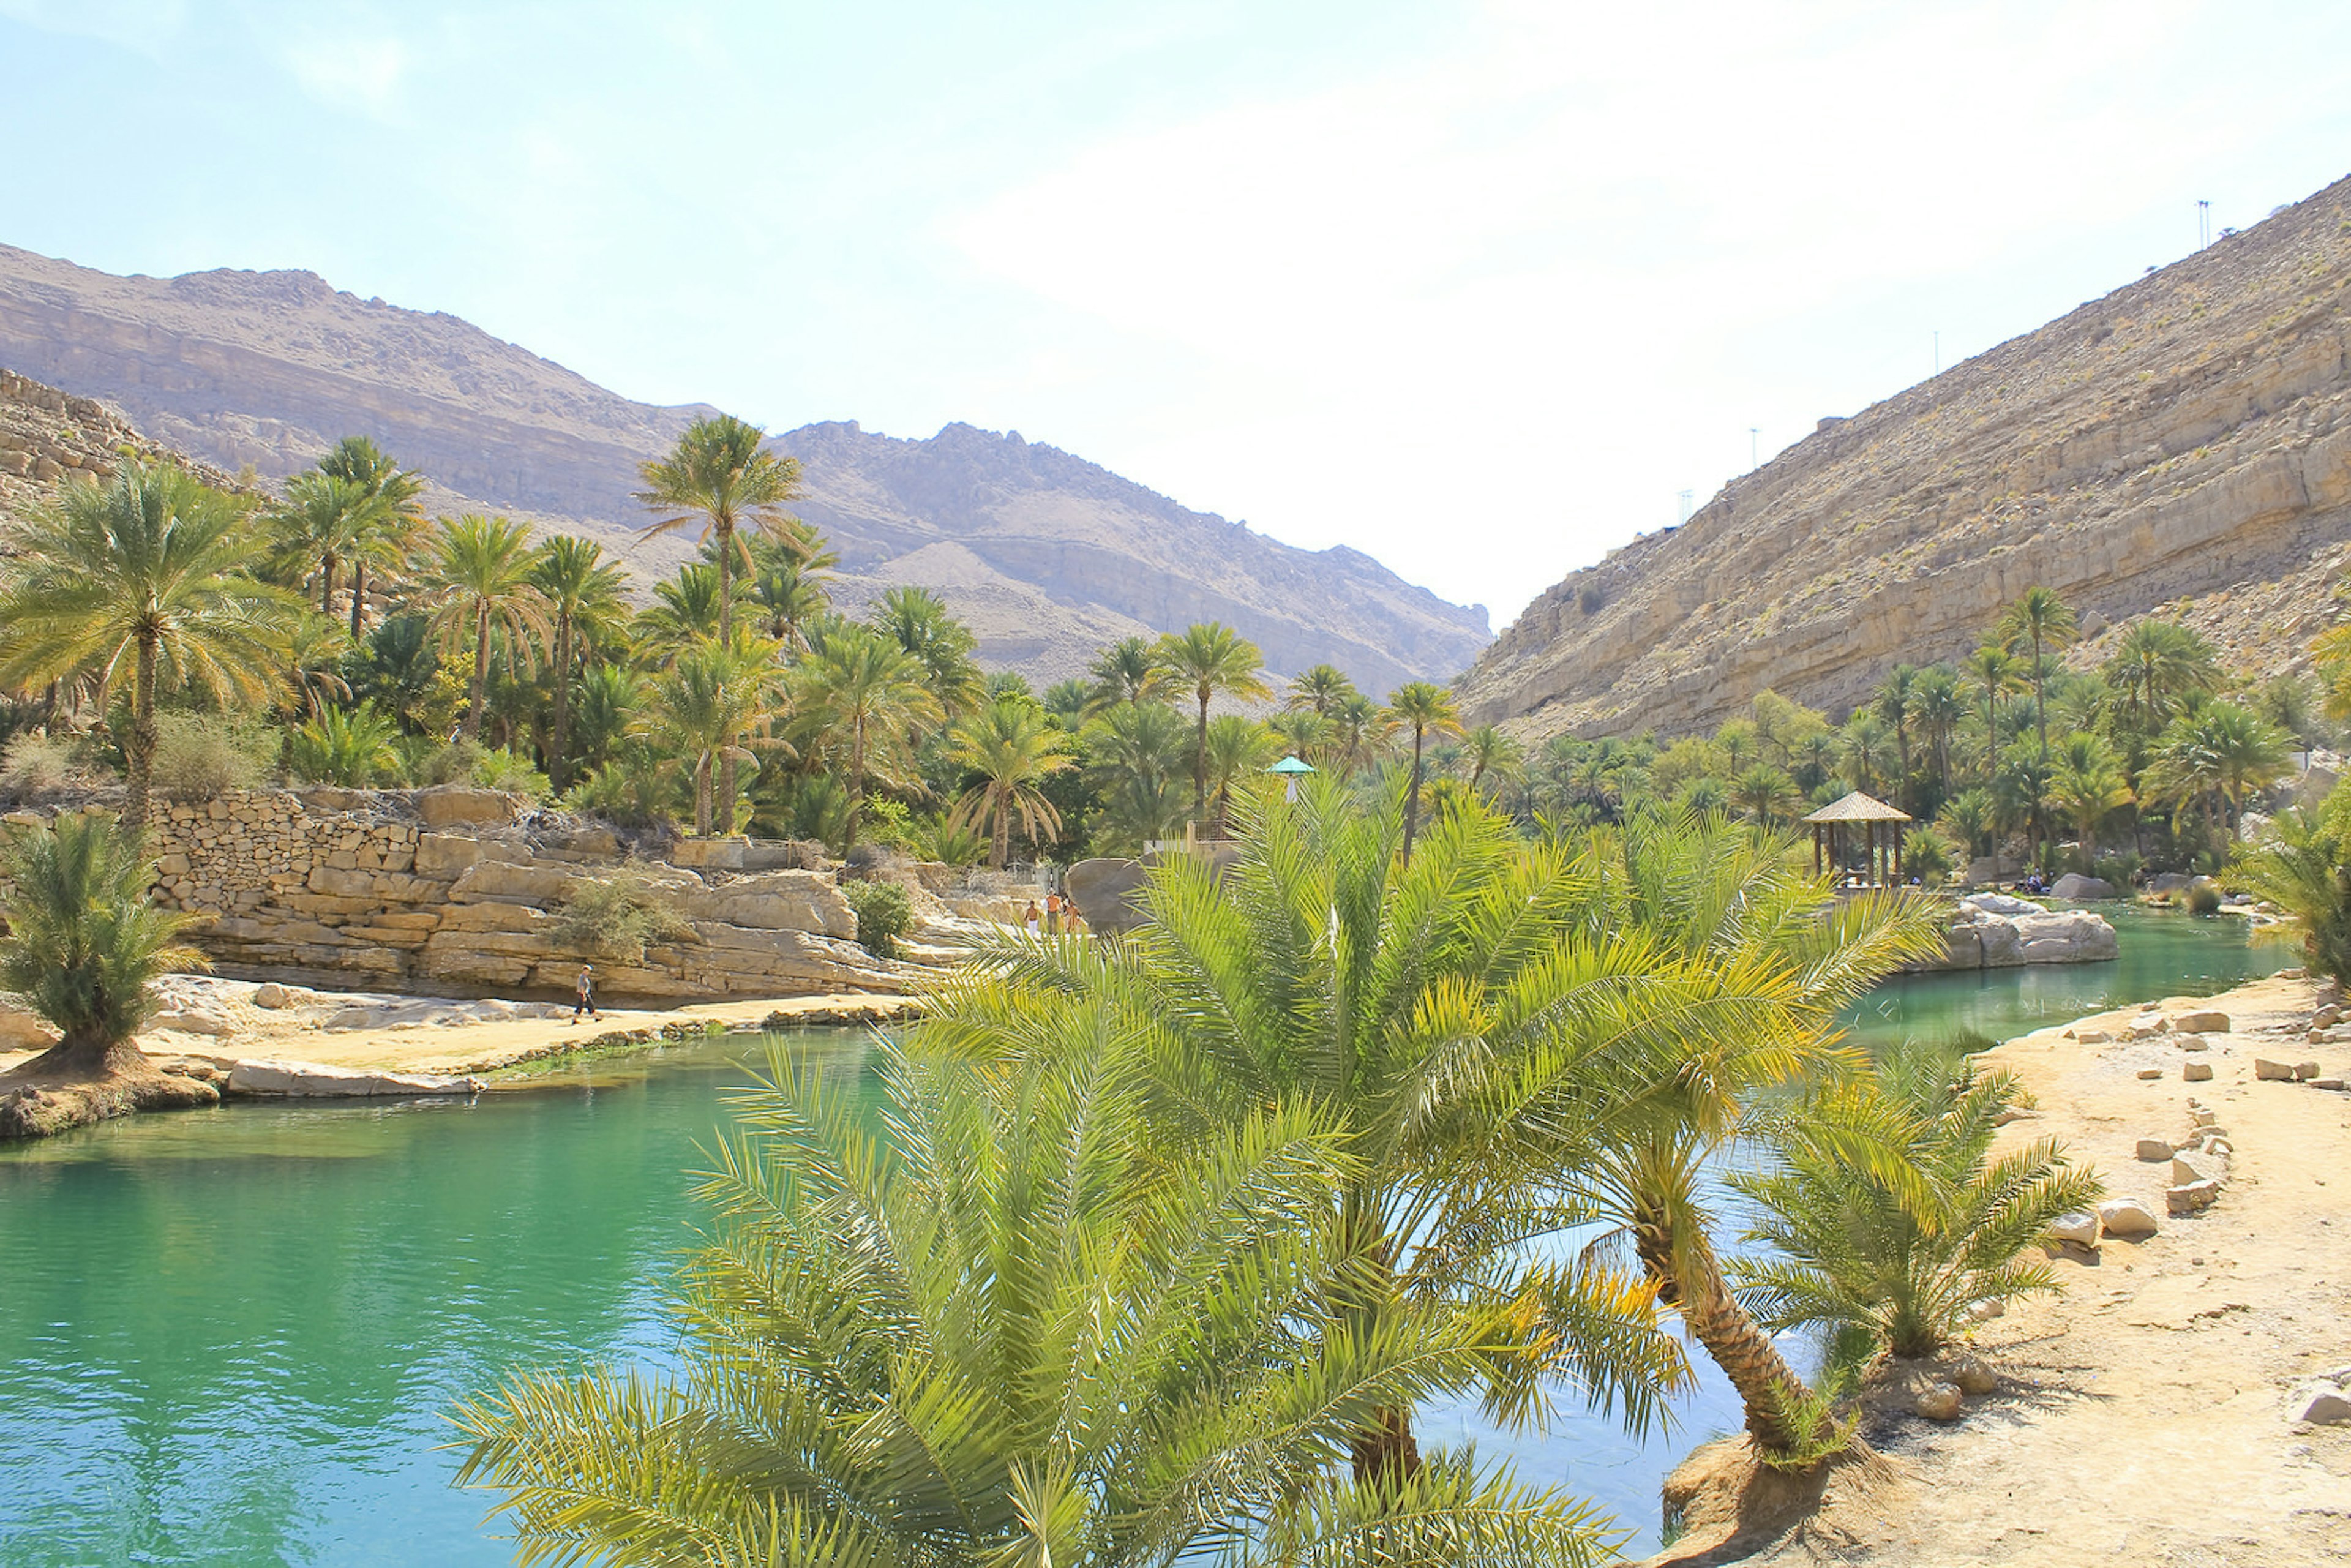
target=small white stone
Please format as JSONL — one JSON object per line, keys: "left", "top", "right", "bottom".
{"left": 1913, "top": 1382, "right": 1965, "bottom": 1421}
{"left": 2291, "top": 1385, "right": 2351, "bottom": 1425}
{"left": 2049, "top": 1210, "right": 2101, "bottom": 1248}
{"left": 2096, "top": 1198, "right": 2161, "bottom": 1239}
{"left": 2135, "top": 1136, "right": 2176, "bottom": 1161}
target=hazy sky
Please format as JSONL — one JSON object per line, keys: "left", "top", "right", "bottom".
{"left": 3, "top": 1, "right": 2349, "bottom": 631}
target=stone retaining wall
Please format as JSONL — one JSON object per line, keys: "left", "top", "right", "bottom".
{"left": 1, "top": 786, "right": 915, "bottom": 1003}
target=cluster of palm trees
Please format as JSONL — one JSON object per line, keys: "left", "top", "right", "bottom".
{"left": 1493, "top": 590, "right": 2307, "bottom": 882}
{"left": 452, "top": 784, "right": 2098, "bottom": 1563}
{"left": 0, "top": 416, "right": 1528, "bottom": 870}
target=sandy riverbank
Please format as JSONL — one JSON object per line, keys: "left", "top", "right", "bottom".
{"left": 1653, "top": 970, "right": 2351, "bottom": 1566}
{"left": 0, "top": 973, "right": 918, "bottom": 1084}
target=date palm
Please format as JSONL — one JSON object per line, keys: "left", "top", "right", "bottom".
{"left": 1732, "top": 1040, "right": 2103, "bottom": 1360}
{"left": 2105, "top": 618, "right": 2221, "bottom": 733}
{"left": 1201, "top": 712, "right": 1278, "bottom": 836}
{"left": 1996, "top": 586, "right": 2079, "bottom": 764}
{"left": 792, "top": 625, "right": 942, "bottom": 855}
{"left": 288, "top": 702, "right": 402, "bottom": 787}
{"left": 634, "top": 561, "right": 739, "bottom": 660}
{"left": 455, "top": 1016, "right": 1616, "bottom": 1565}
{"left": 635, "top": 414, "right": 804, "bottom": 644}
{"left": 1382, "top": 680, "right": 1460, "bottom": 865}
{"left": 743, "top": 533, "right": 834, "bottom": 653}
{"left": 1962, "top": 644, "right": 2023, "bottom": 787}
{"left": 946, "top": 697, "right": 1073, "bottom": 867}
{"left": 1267, "top": 710, "right": 1331, "bottom": 769}
{"left": 1872, "top": 664, "right": 1919, "bottom": 811}
{"left": 1149, "top": 621, "right": 1270, "bottom": 820}
{"left": 1082, "top": 635, "right": 1156, "bottom": 716}
{"left": 1285, "top": 662, "right": 1358, "bottom": 716}
{"left": 0, "top": 812, "right": 203, "bottom": 1079}
{"left": 874, "top": 585, "right": 984, "bottom": 718}
{"left": 2050, "top": 733, "right": 2131, "bottom": 861}
{"left": 1461, "top": 723, "right": 1524, "bottom": 801}
{"left": 1081, "top": 699, "right": 1191, "bottom": 852}
{"left": 531, "top": 535, "right": 631, "bottom": 790}
{"left": 1730, "top": 763, "right": 1802, "bottom": 827}
{"left": 0, "top": 460, "right": 296, "bottom": 830}
{"left": 265, "top": 472, "right": 372, "bottom": 617}
{"left": 317, "top": 435, "right": 427, "bottom": 638}
{"left": 1911, "top": 666, "right": 1966, "bottom": 798}
{"left": 643, "top": 633, "right": 789, "bottom": 836}
{"left": 419, "top": 514, "right": 550, "bottom": 743}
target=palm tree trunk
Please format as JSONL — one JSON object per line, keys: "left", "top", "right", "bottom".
{"left": 1676, "top": 1242, "right": 1815, "bottom": 1455}
{"left": 350, "top": 560, "right": 369, "bottom": 640}
{"left": 321, "top": 557, "right": 338, "bottom": 617}
{"left": 992, "top": 787, "right": 1011, "bottom": 869}
{"left": 1194, "top": 689, "right": 1210, "bottom": 820}
{"left": 125, "top": 634, "right": 159, "bottom": 833}
{"left": 549, "top": 615, "right": 574, "bottom": 792}
{"left": 695, "top": 754, "right": 712, "bottom": 836}
{"left": 1403, "top": 727, "right": 1426, "bottom": 866}
{"left": 716, "top": 531, "right": 737, "bottom": 836}
{"left": 843, "top": 724, "right": 866, "bottom": 857}
{"left": 463, "top": 601, "right": 490, "bottom": 742}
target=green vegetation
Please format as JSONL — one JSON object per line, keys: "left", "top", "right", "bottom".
{"left": 0, "top": 812, "right": 202, "bottom": 1078}
{"left": 548, "top": 873, "right": 695, "bottom": 965}
{"left": 842, "top": 877, "right": 912, "bottom": 959}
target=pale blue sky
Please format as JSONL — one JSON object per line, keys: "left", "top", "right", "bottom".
{"left": 4, "top": 0, "right": 2349, "bottom": 629}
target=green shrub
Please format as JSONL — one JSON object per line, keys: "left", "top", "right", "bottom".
{"left": 149, "top": 712, "right": 274, "bottom": 800}
{"left": 549, "top": 872, "right": 696, "bottom": 964}
{"left": 1900, "top": 827, "right": 1955, "bottom": 886}
{"left": 418, "top": 738, "right": 487, "bottom": 786}
{"left": 561, "top": 754, "right": 671, "bottom": 829}
{"left": 287, "top": 703, "right": 400, "bottom": 786}
{"left": 0, "top": 731, "right": 92, "bottom": 792}
{"left": 471, "top": 746, "right": 552, "bottom": 800}
{"left": 844, "top": 878, "right": 912, "bottom": 959}
{"left": 905, "top": 813, "right": 986, "bottom": 868}
{"left": 2184, "top": 881, "right": 2223, "bottom": 915}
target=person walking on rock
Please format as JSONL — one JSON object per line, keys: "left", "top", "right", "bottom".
{"left": 1023, "top": 901, "right": 1042, "bottom": 938}
{"left": 572, "top": 963, "right": 599, "bottom": 1023}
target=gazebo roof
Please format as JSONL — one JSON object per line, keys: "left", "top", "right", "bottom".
{"left": 1802, "top": 790, "right": 1912, "bottom": 825}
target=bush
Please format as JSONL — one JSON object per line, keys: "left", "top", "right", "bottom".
{"left": 2184, "top": 880, "right": 2223, "bottom": 915}
{"left": 561, "top": 754, "right": 671, "bottom": 829}
{"left": 549, "top": 873, "right": 696, "bottom": 964}
{"left": 149, "top": 712, "right": 273, "bottom": 799}
{"left": 287, "top": 703, "right": 400, "bottom": 787}
{"left": 1900, "top": 827, "right": 1955, "bottom": 886}
{"left": 418, "top": 739, "right": 552, "bottom": 800}
{"left": 0, "top": 731, "right": 92, "bottom": 793}
{"left": 844, "top": 878, "right": 912, "bottom": 960}
{"left": 905, "top": 814, "right": 986, "bottom": 868}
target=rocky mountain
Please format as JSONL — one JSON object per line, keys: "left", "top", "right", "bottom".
{"left": 1460, "top": 174, "right": 2351, "bottom": 740}
{"left": 0, "top": 244, "right": 1488, "bottom": 692}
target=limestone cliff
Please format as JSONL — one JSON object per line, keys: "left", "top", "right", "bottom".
{"left": 0, "top": 246, "right": 1488, "bottom": 692}
{"left": 1461, "top": 174, "right": 2351, "bottom": 740}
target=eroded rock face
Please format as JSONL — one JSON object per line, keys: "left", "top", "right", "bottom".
{"left": 1066, "top": 858, "right": 1150, "bottom": 936}
{"left": 0, "top": 788, "right": 918, "bottom": 1003}
{"left": 1913, "top": 900, "right": 2120, "bottom": 972}
{"left": 1460, "top": 176, "right": 2351, "bottom": 740}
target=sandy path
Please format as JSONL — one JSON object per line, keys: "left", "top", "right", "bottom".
{"left": 1733, "top": 972, "right": 2351, "bottom": 1566}
{"left": 0, "top": 987, "right": 917, "bottom": 1080}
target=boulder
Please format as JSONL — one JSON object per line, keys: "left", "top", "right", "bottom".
{"left": 2136, "top": 1067, "right": 2164, "bottom": 1079}
{"left": 2174, "top": 1032, "right": 2209, "bottom": 1051}
{"left": 2135, "top": 1136, "right": 2175, "bottom": 1161}
{"left": 2171, "top": 1149, "right": 2227, "bottom": 1185}
{"left": 1066, "top": 857, "right": 1150, "bottom": 936}
{"left": 1950, "top": 1357, "right": 2000, "bottom": 1395}
{"left": 2096, "top": 1197, "right": 2161, "bottom": 1239}
{"left": 2050, "top": 873, "right": 2118, "bottom": 901}
{"left": 324, "top": 1007, "right": 380, "bottom": 1030}
{"left": 149, "top": 1010, "right": 236, "bottom": 1038}
{"left": 225, "top": 1057, "right": 484, "bottom": 1097}
{"left": 2184, "top": 1061, "right": 2214, "bottom": 1082}
{"left": 2172, "top": 1010, "right": 2230, "bottom": 1033}
{"left": 413, "top": 833, "right": 484, "bottom": 877}
{"left": 2291, "top": 1384, "right": 2351, "bottom": 1425}
{"left": 2049, "top": 1210, "right": 2101, "bottom": 1248}
{"left": 449, "top": 859, "right": 582, "bottom": 907}
{"left": 1913, "top": 1382, "right": 1965, "bottom": 1421}
{"left": 2255, "top": 1057, "right": 2300, "bottom": 1081}
{"left": 2295, "top": 1060, "right": 2322, "bottom": 1081}
{"left": 0, "top": 1000, "right": 58, "bottom": 1051}
{"left": 678, "top": 869, "right": 858, "bottom": 940}
{"left": 2167, "top": 1179, "right": 2221, "bottom": 1215}
{"left": 415, "top": 785, "right": 521, "bottom": 827}
{"left": 251, "top": 983, "right": 294, "bottom": 1009}
{"left": 1961, "top": 891, "right": 2046, "bottom": 917}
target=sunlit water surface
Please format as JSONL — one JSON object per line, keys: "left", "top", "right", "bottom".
{"left": 0, "top": 911, "right": 2285, "bottom": 1562}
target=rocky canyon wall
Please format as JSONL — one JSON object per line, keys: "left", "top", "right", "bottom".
{"left": 1461, "top": 174, "right": 2351, "bottom": 740}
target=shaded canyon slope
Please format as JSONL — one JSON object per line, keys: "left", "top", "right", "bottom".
{"left": 1461, "top": 173, "right": 2351, "bottom": 741}
{"left": 0, "top": 242, "right": 1488, "bottom": 692}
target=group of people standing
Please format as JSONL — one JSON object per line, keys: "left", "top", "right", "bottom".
{"left": 1021, "top": 893, "right": 1083, "bottom": 939}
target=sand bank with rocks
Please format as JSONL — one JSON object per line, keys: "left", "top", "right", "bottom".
{"left": 1654, "top": 970, "right": 2351, "bottom": 1566}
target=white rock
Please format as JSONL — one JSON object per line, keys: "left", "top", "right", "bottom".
{"left": 2255, "top": 1057, "right": 2300, "bottom": 1080}
{"left": 1963, "top": 892, "right": 2046, "bottom": 917}
{"left": 150, "top": 1010, "right": 236, "bottom": 1038}
{"left": 2184, "top": 1062, "right": 2214, "bottom": 1082}
{"left": 251, "top": 983, "right": 293, "bottom": 1008}
{"left": 2168, "top": 1179, "right": 2221, "bottom": 1216}
{"left": 1913, "top": 1382, "right": 1965, "bottom": 1420}
{"left": 2096, "top": 1198, "right": 2161, "bottom": 1239}
{"left": 324, "top": 1007, "right": 380, "bottom": 1030}
{"left": 2174, "top": 1032, "right": 2209, "bottom": 1052}
{"left": 1950, "top": 1357, "right": 1999, "bottom": 1395}
{"left": 2049, "top": 1210, "right": 2101, "bottom": 1248}
{"left": 2291, "top": 1385, "right": 2351, "bottom": 1425}
{"left": 225, "top": 1058, "right": 484, "bottom": 1097}
{"left": 2172, "top": 1010, "right": 2230, "bottom": 1033}
{"left": 2135, "top": 1136, "right": 2176, "bottom": 1161}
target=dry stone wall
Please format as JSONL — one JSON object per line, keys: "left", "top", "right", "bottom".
{"left": 3, "top": 785, "right": 913, "bottom": 1002}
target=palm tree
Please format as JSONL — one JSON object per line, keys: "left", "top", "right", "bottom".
{"left": 743, "top": 533, "right": 834, "bottom": 653}
{"left": 1326, "top": 693, "right": 1384, "bottom": 778}
{"left": 1149, "top": 622, "right": 1270, "bottom": 820}
{"left": 1730, "top": 763, "right": 1802, "bottom": 827}
{"left": 1733, "top": 1041, "right": 2102, "bottom": 1361}
{"left": 2237, "top": 805, "right": 2351, "bottom": 984}
{"left": 1996, "top": 587, "right": 2079, "bottom": 762}
{"left": 1574, "top": 811, "right": 1946, "bottom": 1454}
{"left": 455, "top": 1024, "right": 1611, "bottom": 1564}
{"left": 634, "top": 413, "right": 804, "bottom": 645}
{"left": 1962, "top": 644, "right": 2023, "bottom": 786}
{"left": 1284, "top": 662, "right": 1358, "bottom": 716}
{"left": 2050, "top": 733, "right": 2132, "bottom": 861}
{"left": 874, "top": 585, "right": 984, "bottom": 718}
{"left": 1913, "top": 666, "right": 1967, "bottom": 799}
{"left": 1199, "top": 713, "right": 1277, "bottom": 836}
{"left": 793, "top": 625, "right": 942, "bottom": 855}
{"left": 0, "top": 460, "right": 296, "bottom": 830}
{"left": 316, "top": 435, "right": 427, "bottom": 639}
{"left": 1265, "top": 709, "right": 1330, "bottom": 767}
{"left": 266, "top": 472, "right": 372, "bottom": 617}
{"left": 1081, "top": 700, "right": 1191, "bottom": 852}
{"left": 2143, "top": 701, "right": 2288, "bottom": 841}
{"left": 1383, "top": 680, "right": 1461, "bottom": 865}
{"left": 946, "top": 698, "right": 1073, "bottom": 867}
{"left": 1461, "top": 724, "right": 1524, "bottom": 801}
{"left": 644, "top": 634, "right": 789, "bottom": 836}
{"left": 1082, "top": 636, "right": 1156, "bottom": 715}
{"left": 1837, "top": 712, "right": 1898, "bottom": 798}
{"left": 2105, "top": 618, "right": 2221, "bottom": 734}
{"left": 634, "top": 561, "right": 738, "bottom": 658}
{"left": 1937, "top": 787, "right": 1995, "bottom": 871}
{"left": 280, "top": 613, "right": 354, "bottom": 723}
{"left": 419, "top": 514, "right": 550, "bottom": 744}
{"left": 530, "top": 535, "right": 631, "bottom": 791}
{"left": 288, "top": 702, "right": 402, "bottom": 786}
{"left": 1873, "top": 664, "right": 1918, "bottom": 811}
{"left": 0, "top": 812, "right": 203, "bottom": 1079}
{"left": 564, "top": 663, "right": 646, "bottom": 780}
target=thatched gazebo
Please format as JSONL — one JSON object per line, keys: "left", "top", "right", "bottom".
{"left": 1803, "top": 790, "right": 1913, "bottom": 887}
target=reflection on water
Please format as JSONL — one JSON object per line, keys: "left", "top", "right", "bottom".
{"left": 0, "top": 913, "right": 2282, "bottom": 1563}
